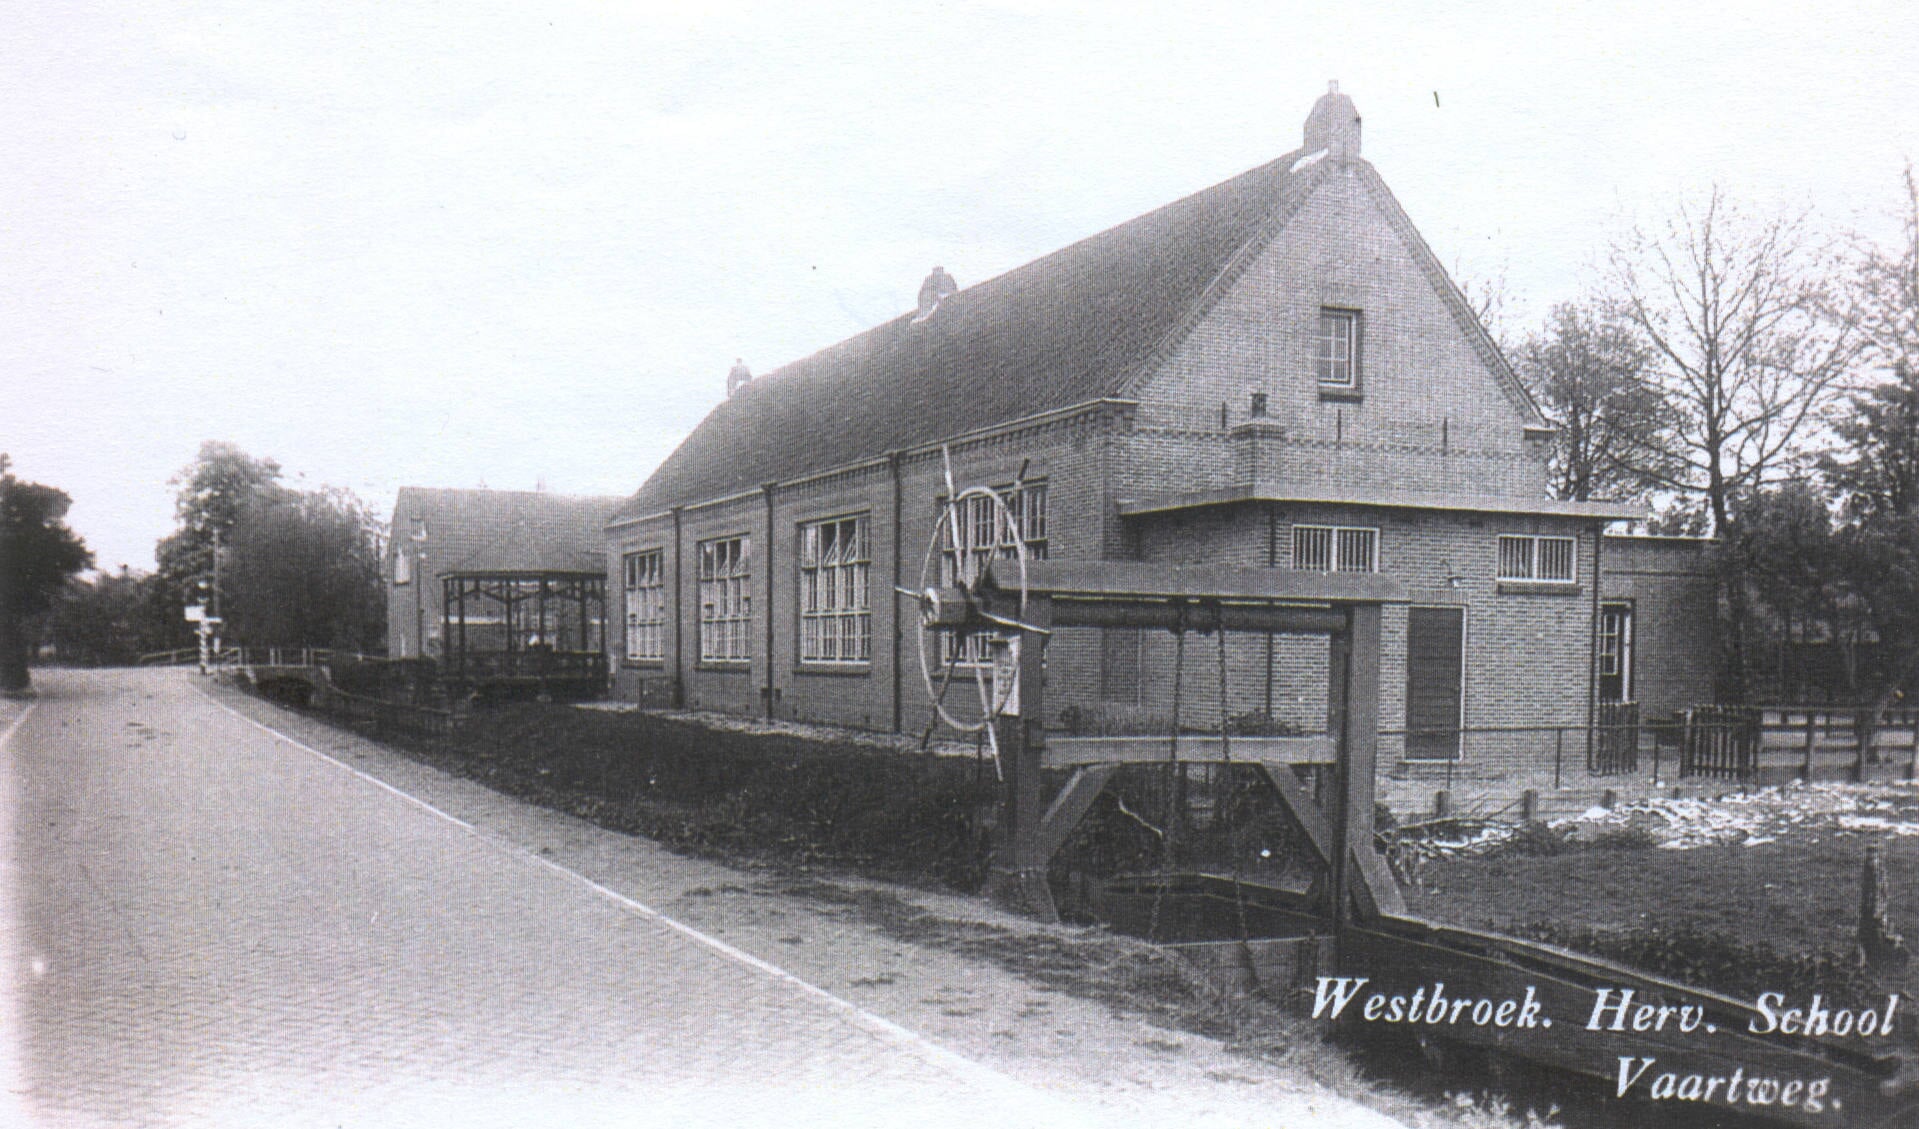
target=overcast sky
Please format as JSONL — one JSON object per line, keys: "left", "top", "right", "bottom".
{"left": 5, "top": 1, "right": 1917, "bottom": 572}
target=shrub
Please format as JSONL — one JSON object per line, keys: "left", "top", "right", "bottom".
{"left": 438, "top": 705, "right": 1000, "bottom": 890}
{"left": 1490, "top": 820, "right": 1575, "bottom": 858}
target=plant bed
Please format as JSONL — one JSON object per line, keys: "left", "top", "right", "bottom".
{"left": 287, "top": 694, "right": 1003, "bottom": 891}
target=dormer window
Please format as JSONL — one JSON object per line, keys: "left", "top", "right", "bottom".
{"left": 1316, "top": 308, "right": 1360, "bottom": 388}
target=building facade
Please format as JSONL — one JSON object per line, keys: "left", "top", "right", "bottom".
{"left": 605, "top": 85, "right": 1712, "bottom": 780}
{"left": 386, "top": 487, "right": 622, "bottom": 663}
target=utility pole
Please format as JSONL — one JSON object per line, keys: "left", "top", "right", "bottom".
{"left": 210, "top": 527, "right": 224, "bottom": 657}
{"left": 411, "top": 519, "right": 429, "bottom": 659}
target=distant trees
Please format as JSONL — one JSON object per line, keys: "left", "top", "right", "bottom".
{"left": 0, "top": 455, "right": 94, "bottom": 693}
{"left": 46, "top": 568, "right": 177, "bottom": 667}
{"left": 147, "top": 442, "right": 385, "bottom": 654}
{"left": 223, "top": 488, "right": 385, "bottom": 651}
{"left": 154, "top": 440, "right": 288, "bottom": 627}
{"left": 1514, "top": 302, "right": 1670, "bottom": 503}
{"left": 1603, "top": 187, "right": 1857, "bottom": 534}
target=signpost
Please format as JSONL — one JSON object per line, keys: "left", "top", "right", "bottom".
{"left": 185, "top": 606, "right": 222, "bottom": 673}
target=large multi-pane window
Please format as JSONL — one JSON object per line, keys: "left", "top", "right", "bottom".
{"left": 1292, "top": 524, "right": 1378, "bottom": 573}
{"left": 698, "top": 535, "right": 752, "bottom": 663}
{"left": 1315, "top": 308, "right": 1360, "bottom": 387}
{"left": 799, "top": 515, "right": 871, "bottom": 664}
{"left": 623, "top": 549, "right": 665, "bottom": 662}
{"left": 1497, "top": 534, "right": 1576, "bottom": 583}
{"left": 939, "top": 483, "right": 1047, "bottom": 666}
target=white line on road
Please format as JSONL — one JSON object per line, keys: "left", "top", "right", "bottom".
{"left": 0, "top": 701, "right": 36, "bottom": 752}
{"left": 191, "top": 683, "right": 1080, "bottom": 1118}
{"left": 0, "top": 700, "right": 39, "bottom": 1127}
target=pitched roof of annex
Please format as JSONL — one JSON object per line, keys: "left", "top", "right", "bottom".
{"left": 393, "top": 487, "right": 623, "bottom": 576}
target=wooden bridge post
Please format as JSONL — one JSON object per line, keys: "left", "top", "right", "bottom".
{"left": 987, "top": 597, "right": 1057, "bottom": 922}
{"left": 1331, "top": 604, "right": 1382, "bottom": 941}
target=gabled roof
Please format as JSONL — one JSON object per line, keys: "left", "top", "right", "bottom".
{"left": 613, "top": 141, "right": 1545, "bottom": 527}
{"left": 613, "top": 150, "right": 1342, "bottom": 525}
{"left": 392, "top": 488, "right": 623, "bottom": 576}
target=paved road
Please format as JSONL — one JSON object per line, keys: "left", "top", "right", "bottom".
{"left": 0, "top": 670, "right": 1082, "bottom": 1129}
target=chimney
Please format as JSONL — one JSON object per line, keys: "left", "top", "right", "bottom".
{"left": 1303, "top": 80, "right": 1361, "bottom": 159}
{"left": 913, "top": 266, "right": 958, "bottom": 323}
{"left": 727, "top": 357, "right": 752, "bottom": 397}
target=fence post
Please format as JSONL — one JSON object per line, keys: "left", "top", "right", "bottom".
{"left": 1554, "top": 728, "right": 1563, "bottom": 789}
{"left": 1804, "top": 710, "right": 1817, "bottom": 782}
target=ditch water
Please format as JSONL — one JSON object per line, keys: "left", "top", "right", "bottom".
{"left": 1090, "top": 879, "right": 1880, "bottom": 1129}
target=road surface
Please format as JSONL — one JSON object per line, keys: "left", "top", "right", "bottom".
{"left": 0, "top": 669, "right": 1404, "bottom": 1129}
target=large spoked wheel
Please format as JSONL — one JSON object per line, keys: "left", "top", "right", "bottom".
{"left": 915, "top": 483, "right": 1029, "bottom": 737}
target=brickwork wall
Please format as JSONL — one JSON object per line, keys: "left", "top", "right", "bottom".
{"left": 607, "top": 411, "right": 1118, "bottom": 735}
{"left": 1126, "top": 500, "right": 1601, "bottom": 778}
{"left": 1600, "top": 535, "right": 1718, "bottom": 719}
{"left": 597, "top": 158, "right": 1665, "bottom": 798}
{"left": 1127, "top": 162, "right": 1547, "bottom": 502}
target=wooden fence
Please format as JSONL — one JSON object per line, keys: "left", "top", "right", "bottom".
{"left": 1588, "top": 700, "right": 1639, "bottom": 775}
{"left": 1679, "top": 705, "right": 1761, "bottom": 780}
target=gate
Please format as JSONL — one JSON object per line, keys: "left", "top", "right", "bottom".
{"left": 1680, "top": 705, "right": 1759, "bottom": 780}
{"left": 1589, "top": 700, "right": 1639, "bottom": 774}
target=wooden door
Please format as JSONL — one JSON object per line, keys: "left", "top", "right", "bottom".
{"left": 1405, "top": 606, "right": 1464, "bottom": 760}
{"left": 1598, "top": 602, "right": 1633, "bottom": 703}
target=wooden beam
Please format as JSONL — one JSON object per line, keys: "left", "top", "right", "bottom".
{"left": 1351, "top": 842, "right": 1407, "bottom": 917}
{"left": 1018, "top": 561, "right": 1407, "bottom": 604}
{"left": 1033, "top": 764, "right": 1120, "bottom": 865}
{"left": 1335, "top": 605, "right": 1387, "bottom": 927}
{"left": 917, "top": 587, "right": 1352, "bottom": 635}
{"left": 1253, "top": 763, "right": 1334, "bottom": 866}
{"left": 987, "top": 598, "right": 1057, "bottom": 922}
{"left": 1044, "top": 601, "right": 1351, "bottom": 635}
{"left": 1042, "top": 734, "right": 1336, "bottom": 769}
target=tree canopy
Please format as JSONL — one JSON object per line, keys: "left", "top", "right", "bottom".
{"left": 1604, "top": 187, "right": 1857, "bottom": 534}
{"left": 1514, "top": 301, "right": 1670, "bottom": 503}
{"left": 0, "top": 455, "right": 94, "bottom": 692}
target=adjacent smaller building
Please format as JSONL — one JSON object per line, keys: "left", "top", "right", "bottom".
{"left": 386, "top": 487, "right": 623, "bottom": 695}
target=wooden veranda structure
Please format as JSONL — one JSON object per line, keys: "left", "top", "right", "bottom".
{"left": 442, "top": 570, "right": 608, "bottom": 699}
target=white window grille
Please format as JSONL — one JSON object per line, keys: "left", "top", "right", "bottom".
{"left": 623, "top": 549, "right": 665, "bottom": 662}
{"left": 698, "top": 536, "right": 752, "bottom": 663}
{"left": 1497, "top": 534, "right": 1577, "bottom": 582}
{"left": 1291, "top": 524, "right": 1378, "bottom": 573}
{"left": 799, "top": 515, "right": 871, "bottom": 664}
{"left": 939, "top": 483, "right": 1047, "bottom": 666}
{"left": 1316, "top": 309, "right": 1359, "bottom": 386}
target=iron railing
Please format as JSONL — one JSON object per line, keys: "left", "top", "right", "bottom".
{"left": 447, "top": 650, "right": 607, "bottom": 682}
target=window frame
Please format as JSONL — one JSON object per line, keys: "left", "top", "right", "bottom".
{"left": 696, "top": 535, "right": 753, "bottom": 665}
{"left": 937, "top": 482, "right": 1048, "bottom": 668}
{"left": 622, "top": 548, "right": 666, "bottom": 664}
{"left": 1496, "top": 534, "right": 1578, "bottom": 584}
{"left": 1315, "top": 307, "right": 1361, "bottom": 390}
{"left": 1290, "top": 523, "right": 1379, "bottom": 574}
{"left": 797, "top": 513, "right": 872, "bottom": 666}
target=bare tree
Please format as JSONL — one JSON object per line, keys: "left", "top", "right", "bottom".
{"left": 1605, "top": 187, "right": 1857, "bottom": 534}
{"left": 1850, "top": 164, "right": 1919, "bottom": 385}
{"left": 1514, "top": 301, "right": 1671, "bottom": 502}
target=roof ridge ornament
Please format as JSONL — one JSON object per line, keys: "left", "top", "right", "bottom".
{"left": 912, "top": 265, "right": 958, "bottom": 324}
